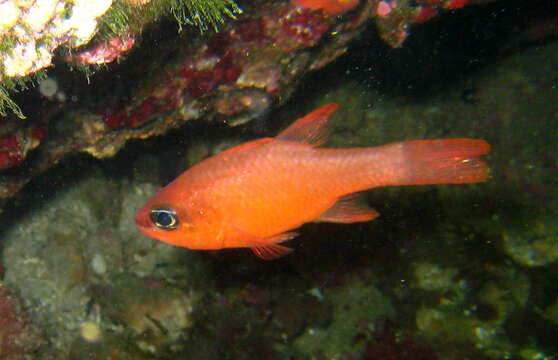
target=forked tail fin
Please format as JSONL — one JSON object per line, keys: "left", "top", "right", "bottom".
{"left": 398, "top": 139, "right": 490, "bottom": 185}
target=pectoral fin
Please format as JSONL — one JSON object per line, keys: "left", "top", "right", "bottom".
{"left": 250, "top": 232, "right": 298, "bottom": 260}
{"left": 316, "top": 193, "right": 379, "bottom": 223}
{"left": 252, "top": 244, "right": 293, "bottom": 260}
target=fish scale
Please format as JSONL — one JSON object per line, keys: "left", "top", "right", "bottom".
{"left": 136, "top": 104, "right": 490, "bottom": 260}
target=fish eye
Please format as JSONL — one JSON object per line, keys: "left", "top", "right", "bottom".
{"left": 150, "top": 209, "right": 179, "bottom": 230}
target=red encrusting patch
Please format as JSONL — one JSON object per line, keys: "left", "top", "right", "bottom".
{"left": 0, "top": 135, "right": 19, "bottom": 151}
{"left": 445, "top": 0, "right": 468, "bottom": 9}
{"left": 103, "top": 109, "right": 128, "bottom": 130}
{"left": 234, "top": 19, "right": 271, "bottom": 43}
{"left": 376, "top": 1, "right": 392, "bottom": 17}
{"left": 100, "top": 6, "right": 331, "bottom": 131}
{"left": 0, "top": 135, "right": 22, "bottom": 168}
{"left": 412, "top": 0, "right": 468, "bottom": 23}
{"left": 30, "top": 125, "right": 48, "bottom": 141}
{"left": 205, "top": 33, "right": 232, "bottom": 57}
{"left": 127, "top": 98, "right": 159, "bottom": 128}
{"left": 177, "top": 53, "right": 242, "bottom": 98}
{"left": 206, "top": 19, "right": 271, "bottom": 58}
{"left": 414, "top": 6, "right": 439, "bottom": 23}
{"left": 103, "top": 97, "right": 177, "bottom": 130}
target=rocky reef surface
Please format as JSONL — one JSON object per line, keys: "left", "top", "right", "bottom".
{"left": 1, "top": 0, "right": 558, "bottom": 359}
{"left": 0, "top": 0, "right": 503, "bottom": 202}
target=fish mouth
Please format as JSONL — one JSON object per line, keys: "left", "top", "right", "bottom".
{"left": 135, "top": 208, "right": 153, "bottom": 231}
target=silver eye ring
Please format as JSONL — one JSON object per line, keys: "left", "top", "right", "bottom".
{"left": 150, "top": 209, "right": 179, "bottom": 230}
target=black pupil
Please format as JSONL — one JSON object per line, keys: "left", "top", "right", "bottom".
{"left": 156, "top": 212, "right": 173, "bottom": 226}
{"left": 151, "top": 209, "right": 177, "bottom": 229}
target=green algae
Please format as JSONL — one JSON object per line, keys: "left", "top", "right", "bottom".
{"left": 0, "top": 69, "right": 46, "bottom": 118}
{"left": 170, "top": 0, "right": 242, "bottom": 32}
{"left": 0, "top": 0, "right": 241, "bottom": 117}
{"left": 0, "top": 85, "right": 24, "bottom": 118}
{"left": 96, "top": 0, "right": 241, "bottom": 39}
{"left": 0, "top": 34, "right": 17, "bottom": 55}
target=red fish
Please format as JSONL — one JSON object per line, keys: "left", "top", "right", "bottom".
{"left": 291, "top": 0, "right": 360, "bottom": 15}
{"left": 136, "top": 104, "right": 490, "bottom": 260}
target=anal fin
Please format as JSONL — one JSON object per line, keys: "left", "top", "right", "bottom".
{"left": 316, "top": 193, "right": 379, "bottom": 223}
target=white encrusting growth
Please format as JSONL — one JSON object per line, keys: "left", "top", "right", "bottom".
{"left": 1, "top": 0, "right": 113, "bottom": 77}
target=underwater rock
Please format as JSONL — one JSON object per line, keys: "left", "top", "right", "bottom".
{"left": 290, "top": 278, "right": 395, "bottom": 358}
{"left": 0, "top": 2, "right": 556, "bottom": 359}
{"left": 412, "top": 262, "right": 531, "bottom": 359}
{"left": 0, "top": 282, "right": 44, "bottom": 360}
{"left": 0, "top": 0, "right": 505, "bottom": 202}
{"left": 90, "top": 273, "right": 195, "bottom": 353}
{"left": 0, "top": 162, "right": 205, "bottom": 359}
{"left": 0, "top": 0, "right": 241, "bottom": 81}
{"left": 363, "top": 322, "right": 439, "bottom": 360}
{"left": 501, "top": 216, "right": 558, "bottom": 267}
{"left": 412, "top": 262, "right": 459, "bottom": 292}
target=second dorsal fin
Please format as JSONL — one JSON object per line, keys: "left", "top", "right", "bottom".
{"left": 276, "top": 103, "right": 339, "bottom": 146}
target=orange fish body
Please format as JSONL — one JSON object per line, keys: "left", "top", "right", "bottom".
{"left": 291, "top": 0, "right": 360, "bottom": 15}
{"left": 136, "top": 104, "right": 490, "bottom": 260}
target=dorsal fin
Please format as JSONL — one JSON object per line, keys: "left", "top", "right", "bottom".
{"left": 276, "top": 103, "right": 339, "bottom": 147}
{"left": 219, "top": 138, "right": 274, "bottom": 156}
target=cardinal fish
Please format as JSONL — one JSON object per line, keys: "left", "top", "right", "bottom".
{"left": 136, "top": 104, "right": 490, "bottom": 260}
